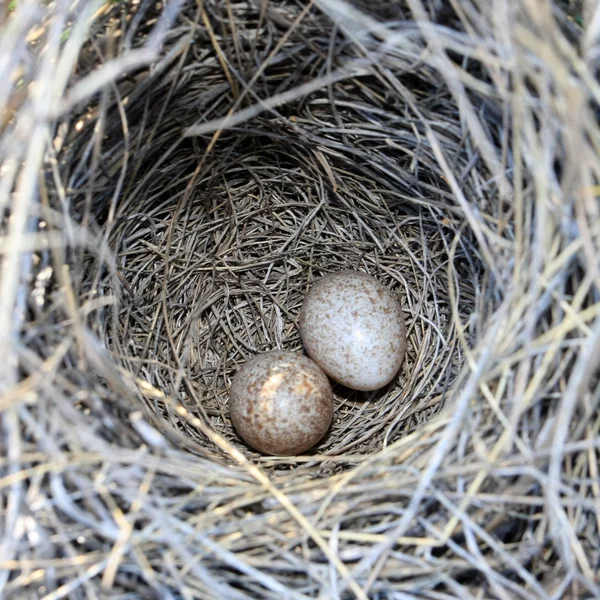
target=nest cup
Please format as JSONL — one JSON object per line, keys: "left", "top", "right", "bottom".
{"left": 2, "top": 1, "right": 599, "bottom": 598}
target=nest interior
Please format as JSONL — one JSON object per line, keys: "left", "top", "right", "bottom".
{"left": 2, "top": 1, "right": 599, "bottom": 599}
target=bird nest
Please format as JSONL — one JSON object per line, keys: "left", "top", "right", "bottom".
{"left": 2, "top": 1, "right": 599, "bottom": 598}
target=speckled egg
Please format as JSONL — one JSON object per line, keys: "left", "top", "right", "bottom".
{"left": 299, "top": 270, "right": 406, "bottom": 391}
{"left": 229, "top": 351, "right": 333, "bottom": 456}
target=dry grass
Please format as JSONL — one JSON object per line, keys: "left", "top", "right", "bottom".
{"left": 1, "top": 0, "right": 600, "bottom": 598}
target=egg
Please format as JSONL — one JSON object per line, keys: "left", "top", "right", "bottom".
{"left": 229, "top": 351, "right": 333, "bottom": 455}
{"left": 299, "top": 270, "right": 406, "bottom": 391}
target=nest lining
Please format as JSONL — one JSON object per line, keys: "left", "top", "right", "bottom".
{"left": 103, "top": 129, "right": 478, "bottom": 464}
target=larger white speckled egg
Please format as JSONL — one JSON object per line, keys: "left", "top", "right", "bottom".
{"left": 229, "top": 351, "right": 333, "bottom": 456}
{"left": 299, "top": 270, "right": 406, "bottom": 391}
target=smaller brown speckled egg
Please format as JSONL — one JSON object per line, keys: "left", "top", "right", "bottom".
{"left": 299, "top": 270, "right": 406, "bottom": 391}
{"left": 229, "top": 351, "right": 333, "bottom": 456}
